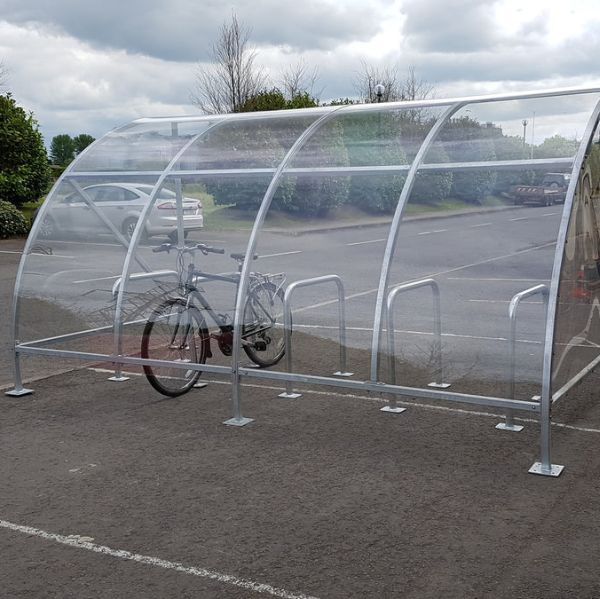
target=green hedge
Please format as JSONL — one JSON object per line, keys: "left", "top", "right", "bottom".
{"left": 0, "top": 200, "right": 29, "bottom": 238}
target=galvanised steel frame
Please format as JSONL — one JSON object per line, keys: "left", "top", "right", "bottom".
{"left": 8, "top": 87, "right": 600, "bottom": 476}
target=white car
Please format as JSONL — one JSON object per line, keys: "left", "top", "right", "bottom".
{"left": 37, "top": 183, "right": 203, "bottom": 241}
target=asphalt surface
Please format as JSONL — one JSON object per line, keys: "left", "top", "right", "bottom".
{"left": 3, "top": 209, "right": 600, "bottom": 598}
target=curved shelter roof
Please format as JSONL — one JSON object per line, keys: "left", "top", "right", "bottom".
{"left": 10, "top": 87, "right": 600, "bottom": 475}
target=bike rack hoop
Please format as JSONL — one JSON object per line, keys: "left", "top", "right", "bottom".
{"left": 382, "top": 277, "right": 449, "bottom": 413}
{"left": 278, "top": 274, "right": 353, "bottom": 399}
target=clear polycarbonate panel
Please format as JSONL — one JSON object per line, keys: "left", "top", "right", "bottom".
{"left": 379, "top": 95, "right": 599, "bottom": 400}
{"left": 116, "top": 112, "right": 323, "bottom": 371}
{"left": 552, "top": 121, "right": 600, "bottom": 396}
{"left": 250, "top": 105, "right": 447, "bottom": 382}
{"left": 72, "top": 119, "right": 217, "bottom": 173}
{"left": 16, "top": 175, "right": 159, "bottom": 356}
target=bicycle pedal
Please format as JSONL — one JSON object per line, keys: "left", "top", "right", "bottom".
{"left": 253, "top": 340, "right": 267, "bottom": 351}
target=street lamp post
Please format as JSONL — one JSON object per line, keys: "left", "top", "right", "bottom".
{"left": 522, "top": 119, "right": 528, "bottom": 147}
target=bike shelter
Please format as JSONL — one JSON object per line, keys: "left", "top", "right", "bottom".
{"left": 9, "top": 87, "right": 600, "bottom": 476}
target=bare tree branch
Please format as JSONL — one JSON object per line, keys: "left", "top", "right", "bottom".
{"left": 191, "top": 14, "right": 266, "bottom": 114}
{"left": 280, "top": 59, "right": 321, "bottom": 100}
{"left": 0, "top": 61, "right": 9, "bottom": 91}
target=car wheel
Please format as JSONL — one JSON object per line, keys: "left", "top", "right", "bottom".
{"left": 122, "top": 217, "right": 141, "bottom": 242}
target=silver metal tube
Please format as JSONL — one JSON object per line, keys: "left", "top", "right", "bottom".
{"left": 228, "top": 109, "right": 345, "bottom": 425}
{"left": 532, "top": 99, "right": 600, "bottom": 476}
{"left": 385, "top": 278, "right": 445, "bottom": 410}
{"left": 278, "top": 274, "right": 350, "bottom": 399}
{"left": 500, "top": 284, "right": 549, "bottom": 431}
{"left": 370, "top": 103, "right": 464, "bottom": 383}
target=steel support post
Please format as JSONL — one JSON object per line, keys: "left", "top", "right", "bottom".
{"left": 5, "top": 349, "right": 33, "bottom": 397}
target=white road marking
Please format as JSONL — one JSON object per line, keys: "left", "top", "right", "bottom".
{"left": 73, "top": 275, "right": 121, "bottom": 284}
{"left": 432, "top": 229, "right": 448, "bottom": 233}
{"left": 87, "top": 367, "right": 600, "bottom": 434}
{"left": 468, "top": 299, "right": 543, "bottom": 305}
{"left": 447, "top": 277, "right": 549, "bottom": 282}
{"left": 469, "top": 222, "right": 492, "bottom": 228}
{"left": 0, "top": 519, "right": 320, "bottom": 599}
{"left": 543, "top": 212, "right": 559, "bottom": 217}
{"left": 346, "top": 238, "right": 386, "bottom": 246}
{"left": 510, "top": 217, "right": 528, "bottom": 222}
{"left": 417, "top": 231, "right": 432, "bottom": 236}
{"left": 0, "top": 250, "right": 74, "bottom": 259}
{"left": 258, "top": 251, "right": 302, "bottom": 259}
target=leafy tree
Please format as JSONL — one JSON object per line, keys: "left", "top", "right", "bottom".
{"left": 73, "top": 133, "right": 95, "bottom": 154}
{"left": 50, "top": 134, "right": 75, "bottom": 166}
{"left": 535, "top": 134, "right": 579, "bottom": 159}
{"left": 0, "top": 94, "right": 50, "bottom": 207}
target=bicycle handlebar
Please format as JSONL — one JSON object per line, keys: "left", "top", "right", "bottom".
{"left": 152, "top": 242, "right": 225, "bottom": 255}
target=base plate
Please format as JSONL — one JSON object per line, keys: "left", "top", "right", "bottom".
{"left": 333, "top": 371, "right": 354, "bottom": 377}
{"left": 496, "top": 422, "right": 524, "bottom": 432}
{"left": 278, "top": 392, "right": 302, "bottom": 399}
{"left": 223, "top": 417, "right": 254, "bottom": 427}
{"left": 193, "top": 382, "right": 208, "bottom": 389}
{"left": 529, "top": 462, "right": 564, "bottom": 477}
{"left": 428, "top": 382, "right": 451, "bottom": 388}
{"left": 5, "top": 387, "right": 34, "bottom": 397}
{"left": 380, "top": 405, "right": 407, "bottom": 414}
{"left": 108, "top": 376, "right": 130, "bottom": 382}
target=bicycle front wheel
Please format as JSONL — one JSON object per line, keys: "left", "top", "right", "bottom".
{"left": 243, "top": 282, "right": 285, "bottom": 367}
{"left": 141, "top": 299, "right": 209, "bottom": 397}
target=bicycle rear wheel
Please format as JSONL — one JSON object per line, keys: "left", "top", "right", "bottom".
{"left": 243, "top": 282, "right": 285, "bottom": 367}
{"left": 141, "top": 299, "right": 209, "bottom": 397}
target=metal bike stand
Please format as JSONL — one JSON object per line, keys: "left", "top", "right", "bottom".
{"left": 278, "top": 274, "right": 353, "bottom": 399}
{"left": 5, "top": 348, "right": 33, "bottom": 396}
{"left": 497, "top": 284, "right": 549, "bottom": 432}
{"left": 108, "top": 269, "right": 179, "bottom": 382}
{"left": 382, "top": 278, "right": 449, "bottom": 413}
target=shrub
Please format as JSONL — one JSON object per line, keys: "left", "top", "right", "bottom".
{"left": 0, "top": 200, "right": 29, "bottom": 238}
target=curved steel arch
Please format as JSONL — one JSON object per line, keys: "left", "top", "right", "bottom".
{"left": 227, "top": 106, "right": 347, "bottom": 425}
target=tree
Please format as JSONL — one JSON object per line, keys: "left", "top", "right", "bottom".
{"left": 237, "top": 87, "right": 319, "bottom": 112}
{"left": 191, "top": 14, "right": 266, "bottom": 114}
{"left": 0, "top": 94, "right": 50, "bottom": 208}
{"left": 50, "top": 134, "right": 76, "bottom": 166}
{"left": 280, "top": 60, "right": 321, "bottom": 102}
{"left": 73, "top": 133, "right": 95, "bottom": 154}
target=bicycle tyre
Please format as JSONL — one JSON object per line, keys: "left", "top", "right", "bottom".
{"left": 141, "top": 299, "right": 209, "bottom": 397}
{"left": 242, "top": 281, "right": 286, "bottom": 367}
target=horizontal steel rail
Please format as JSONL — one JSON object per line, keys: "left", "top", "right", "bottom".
{"left": 279, "top": 275, "right": 353, "bottom": 399}
{"left": 65, "top": 157, "right": 574, "bottom": 180}
{"left": 111, "top": 269, "right": 178, "bottom": 297}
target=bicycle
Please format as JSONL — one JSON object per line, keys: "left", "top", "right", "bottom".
{"left": 140, "top": 242, "right": 286, "bottom": 397}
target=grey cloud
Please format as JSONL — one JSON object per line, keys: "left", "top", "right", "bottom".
{"left": 0, "top": 0, "right": 382, "bottom": 61}
{"left": 401, "top": 0, "right": 501, "bottom": 53}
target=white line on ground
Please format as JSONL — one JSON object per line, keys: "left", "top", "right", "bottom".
{"left": 417, "top": 231, "right": 432, "bottom": 236}
{"left": 73, "top": 275, "right": 121, "bottom": 284}
{"left": 468, "top": 299, "right": 543, "bottom": 304}
{"left": 432, "top": 229, "right": 448, "bottom": 233}
{"left": 447, "top": 277, "right": 549, "bottom": 282}
{"left": 510, "top": 217, "right": 528, "bottom": 222}
{"left": 87, "top": 367, "right": 600, "bottom": 434}
{"left": 543, "top": 212, "right": 559, "bottom": 217}
{"left": 0, "top": 519, "right": 320, "bottom": 599}
{"left": 0, "top": 250, "right": 75, "bottom": 259}
{"left": 469, "top": 222, "right": 492, "bottom": 228}
{"left": 346, "top": 238, "right": 386, "bottom": 246}
{"left": 258, "top": 251, "right": 302, "bottom": 259}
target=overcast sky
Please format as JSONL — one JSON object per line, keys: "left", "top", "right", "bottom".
{"left": 1, "top": 0, "right": 600, "bottom": 144}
